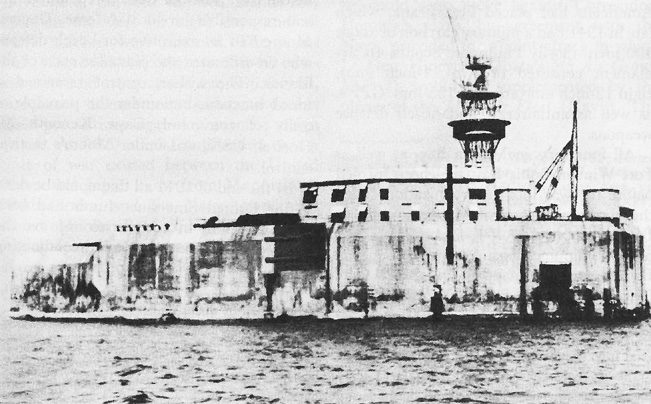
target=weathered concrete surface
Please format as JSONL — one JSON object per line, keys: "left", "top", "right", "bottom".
{"left": 10, "top": 220, "right": 647, "bottom": 320}
{"left": 11, "top": 225, "right": 327, "bottom": 318}
{"left": 10, "top": 247, "right": 100, "bottom": 313}
{"left": 328, "top": 220, "right": 646, "bottom": 317}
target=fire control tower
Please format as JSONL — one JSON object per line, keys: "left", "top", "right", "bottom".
{"left": 448, "top": 55, "right": 510, "bottom": 177}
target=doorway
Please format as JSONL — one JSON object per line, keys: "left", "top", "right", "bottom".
{"left": 538, "top": 263, "right": 572, "bottom": 301}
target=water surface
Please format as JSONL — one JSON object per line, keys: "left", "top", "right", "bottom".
{"left": 2, "top": 317, "right": 651, "bottom": 403}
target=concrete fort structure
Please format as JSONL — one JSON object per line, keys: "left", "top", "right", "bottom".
{"left": 10, "top": 56, "right": 648, "bottom": 322}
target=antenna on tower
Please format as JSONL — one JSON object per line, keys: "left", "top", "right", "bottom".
{"left": 446, "top": 11, "right": 466, "bottom": 83}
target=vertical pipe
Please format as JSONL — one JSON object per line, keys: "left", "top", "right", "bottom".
{"left": 264, "top": 225, "right": 277, "bottom": 318}
{"left": 446, "top": 163, "right": 454, "bottom": 265}
{"left": 641, "top": 236, "right": 646, "bottom": 307}
{"left": 629, "top": 235, "right": 634, "bottom": 291}
{"left": 324, "top": 223, "right": 336, "bottom": 315}
{"left": 336, "top": 236, "right": 341, "bottom": 293}
{"left": 606, "top": 231, "right": 611, "bottom": 294}
{"left": 519, "top": 237, "right": 529, "bottom": 316}
{"left": 433, "top": 253, "right": 438, "bottom": 284}
{"left": 189, "top": 244, "right": 196, "bottom": 291}
{"left": 570, "top": 101, "right": 579, "bottom": 220}
{"left": 325, "top": 231, "right": 330, "bottom": 314}
{"left": 614, "top": 232, "right": 620, "bottom": 296}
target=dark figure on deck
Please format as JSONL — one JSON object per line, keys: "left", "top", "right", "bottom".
{"left": 557, "top": 288, "right": 580, "bottom": 319}
{"left": 603, "top": 288, "right": 614, "bottom": 320}
{"left": 583, "top": 287, "right": 595, "bottom": 319}
{"left": 359, "top": 286, "right": 370, "bottom": 319}
{"left": 263, "top": 273, "right": 280, "bottom": 316}
{"left": 531, "top": 287, "right": 544, "bottom": 321}
{"left": 430, "top": 285, "right": 444, "bottom": 321}
{"left": 86, "top": 281, "right": 102, "bottom": 311}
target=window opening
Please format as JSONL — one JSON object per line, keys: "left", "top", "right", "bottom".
{"left": 331, "top": 210, "right": 345, "bottom": 223}
{"left": 303, "top": 188, "right": 318, "bottom": 204}
{"left": 469, "top": 189, "right": 486, "bottom": 200}
{"left": 331, "top": 206, "right": 345, "bottom": 223}
{"left": 331, "top": 187, "right": 346, "bottom": 202}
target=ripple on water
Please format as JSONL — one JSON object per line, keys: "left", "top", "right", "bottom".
{"left": 2, "top": 318, "right": 651, "bottom": 403}
{"left": 117, "top": 364, "right": 152, "bottom": 377}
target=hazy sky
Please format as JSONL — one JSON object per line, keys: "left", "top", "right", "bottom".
{"left": 2, "top": 1, "right": 651, "bottom": 309}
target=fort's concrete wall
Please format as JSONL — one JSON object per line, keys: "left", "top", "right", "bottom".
{"left": 10, "top": 221, "right": 647, "bottom": 319}
{"left": 328, "top": 221, "right": 645, "bottom": 316}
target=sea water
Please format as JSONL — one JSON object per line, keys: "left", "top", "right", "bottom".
{"left": 2, "top": 317, "right": 651, "bottom": 403}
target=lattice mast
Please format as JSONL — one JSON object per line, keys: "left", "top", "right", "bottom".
{"left": 570, "top": 100, "right": 578, "bottom": 220}
{"left": 448, "top": 55, "right": 511, "bottom": 176}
